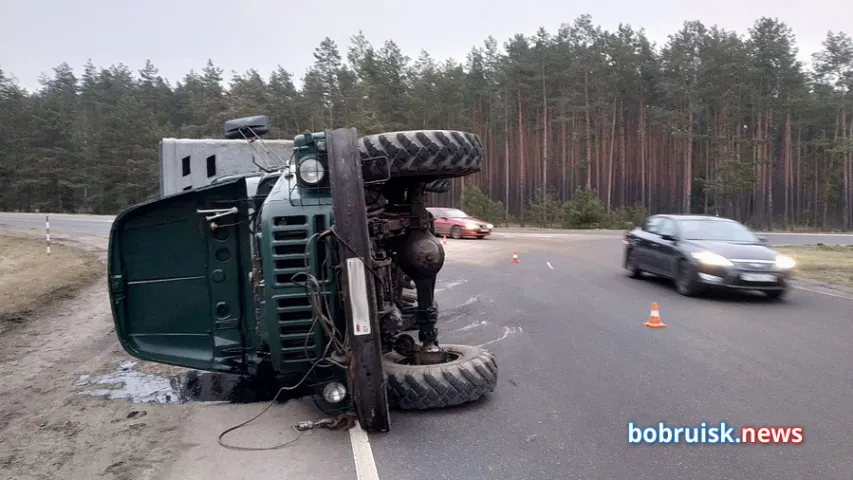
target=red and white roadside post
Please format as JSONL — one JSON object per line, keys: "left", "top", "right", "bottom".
{"left": 46, "top": 215, "right": 50, "bottom": 255}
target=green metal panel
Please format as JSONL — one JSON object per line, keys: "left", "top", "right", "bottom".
{"left": 257, "top": 173, "right": 340, "bottom": 376}
{"left": 108, "top": 177, "right": 254, "bottom": 374}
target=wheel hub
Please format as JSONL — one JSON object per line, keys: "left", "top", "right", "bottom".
{"left": 416, "top": 343, "right": 449, "bottom": 365}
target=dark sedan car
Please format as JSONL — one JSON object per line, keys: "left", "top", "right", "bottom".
{"left": 623, "top": 214, "right": 797, "bottom": 299}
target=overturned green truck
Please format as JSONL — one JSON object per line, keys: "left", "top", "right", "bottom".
{"left": 106, "top": 115, "right": 498, "bottom": 431}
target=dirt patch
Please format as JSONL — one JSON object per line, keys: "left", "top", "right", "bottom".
{"left": 0, "top": 232, "right": 188, "bottom": 480}
{"left": 0, "top": 235, "right": 104, "bottom": 328}
{"left": 775, "top": 244, "right": 853, "bottom": 289}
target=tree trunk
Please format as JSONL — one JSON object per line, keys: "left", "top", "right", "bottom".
{"left": 684, "top": 96, "right": 693, "bottom": 214}
{"left": 766, "top": 106, "right": 773, "bottom": 230}
{"left": 518, "top": 85, "right": 525, "bottom": 226}
{"left": 843, "top": 106, "right": 850, "bottom": 230}
{"left": 542, "top": 66, "right": 548, "bottom": 201}
{"left": 607, "top": 98, "right": 617, "bottom": 212}
{"left": 504, "top": 94, "right": 510, "bottom": 223}
{"left": 584, "top": 70, "right": 592, "bottom": 189}
{"left": 620, "top": 105, "right": 627, "bottom": 208}
{"left": 561, "top": 115, "right": 567, "bottom": 200}
{"left": 640, "top": 103, "right": 646, "bottom": 210}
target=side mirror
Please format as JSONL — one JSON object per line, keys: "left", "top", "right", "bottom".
{"left": 757, "top": 236, "right": 769, "bottom": 245}
{"left": 224, "top": 115, "right": 270, "bottom": 139}
{"left": 361, "top": 156, "right": 391, "bottom": 184}
{"left": 660, "top": 233, "right": 677, "bottom": 242}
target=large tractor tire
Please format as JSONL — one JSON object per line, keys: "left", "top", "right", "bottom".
{"left": 358, "top": 130, "right": 484, "bottom": 180}
{"left": 383, "top": 344, "right": 498, "bottom": 410}
{"left": 424, "top": 178, "right": 451, "bottom": 193}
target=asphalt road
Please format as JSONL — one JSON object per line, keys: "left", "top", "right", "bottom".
{"left": 0, "top": 212, "right": 114, "bottom": 237}
{"left": 2, "top": 212, "right": 853, "bottom": 479}
{"left": 2, "top": 212, "right": 851, "bottom": 245}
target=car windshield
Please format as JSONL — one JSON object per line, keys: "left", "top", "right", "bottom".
{"left": 678, "top": 219, "right": 759, "bottom": 242}
{"left": 442, "top": 209, "right": 469, "bottom": 218}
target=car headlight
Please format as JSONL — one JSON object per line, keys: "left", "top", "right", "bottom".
{"left": 691, "top": 251, "right": 734, "bottom": 267}
{"left": 465, "top": 222, "right": 478, "bottom": 230}
{"left": 486, "top": 223, "right": 494, "bottom": 229}
{"left": 298, "top": 157, "right": 325, "bottom": 185}
{"left": 775, "top": 254, "right": 796, "bottom": 269}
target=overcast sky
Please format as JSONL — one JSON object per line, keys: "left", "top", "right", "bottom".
{"left": 1, "top": 0, "right": 850, "bottom": 92}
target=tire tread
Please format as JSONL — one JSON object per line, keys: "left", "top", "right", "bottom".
{"left": 383, "top": 344, "right": 498, "bottom": 410}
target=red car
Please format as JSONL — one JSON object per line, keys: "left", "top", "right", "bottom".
{"left": 427, "top": 207, "right": 494, "bottom": 239}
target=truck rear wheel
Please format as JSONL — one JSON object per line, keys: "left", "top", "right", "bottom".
{"left": 382, "top": 344, "right": 498, "bottom": 410}
{"left": 358, "top": 130, "right": 484, "bottom": 180}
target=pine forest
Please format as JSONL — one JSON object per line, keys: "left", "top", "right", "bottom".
{"left": 1, "top": 15, "right": 852, "bottom": 230}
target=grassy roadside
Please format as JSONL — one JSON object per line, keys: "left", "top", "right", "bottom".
{"left": 774, "top": 244, "right": 853, "bottom": 289}
{"left": 0, "top": 235, "right": 104, "bottom": 327}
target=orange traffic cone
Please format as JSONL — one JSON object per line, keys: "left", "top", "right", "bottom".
{"left": 511, "top": 252, "right": 520, "bottom": 264}
{"left": 643, "top": 302, "right": 667, "bottom": 328}
{"left": 443, "top": 236, "right": 447, "bottom": 245}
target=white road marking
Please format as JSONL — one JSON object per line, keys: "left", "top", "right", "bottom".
{"left": 460, "top": 296, "right": 478, "bottom": 306}
{"left": 792, "top": 285, "right": 853, "bottom": 300}
{"left": 477, "top": 326, "right": 523, "bottom": 347}
{"left": 546, "top": 262, "right": 554, "bottom": 270}
{"left": 444, "top": 280, "right": 466, "bottom": 289}
{"left": 452, "top": 320, "right": 488, "bottom": 332}
{"left": 350, "top": 422, "right": 380, "bottom": 480}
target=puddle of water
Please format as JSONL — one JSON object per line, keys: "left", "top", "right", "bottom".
{"left": 76, "top": 360, "right": 282, "bottom": 405}
{"left": 76, "top": 360, "right": 180, "bottom": 404}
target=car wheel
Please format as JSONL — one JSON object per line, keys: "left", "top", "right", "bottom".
{"left": 625, "top": 249, "right": 643, "bottom": 278}
{"left": 764, "top": 289, "right": 787, "bottom": 300}
{"left": 675, "top": 259, "right": 698, "bottom": 297}
{"left": 450, "top": 226, "right": 462, "bottom": 239}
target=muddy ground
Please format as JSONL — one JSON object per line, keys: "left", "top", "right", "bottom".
{"left": 0, "top": 231, "right": 191, "bottom": 480}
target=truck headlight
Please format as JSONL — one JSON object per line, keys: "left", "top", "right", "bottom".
{"left": 691, "top": 251, "right": 734, "bottom": 267}
{"left": 322, "top": 382, "right": 347, "bottom": 404}
{"left": 775, "top": 254, "right": 796, "bottom": 269}
{"left": 298, "top": 157, "right": 325, "bottom": 185}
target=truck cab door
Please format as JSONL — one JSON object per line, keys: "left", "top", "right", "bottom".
{"left": 107, "top": 177, "right": 254, "bottom": 374}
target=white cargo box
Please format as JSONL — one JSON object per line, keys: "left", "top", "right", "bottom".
{"left": 159, "top": 138, "right": 294, "bottom": 197}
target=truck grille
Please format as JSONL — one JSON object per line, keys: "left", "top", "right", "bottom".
{"left": 270, "top": 214, "right": 333, "bottom": 365}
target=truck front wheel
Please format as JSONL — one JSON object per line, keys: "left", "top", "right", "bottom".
{"left": 382, "top": 344, "right": 498, "bottom": 410}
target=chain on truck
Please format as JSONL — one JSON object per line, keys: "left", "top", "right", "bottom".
{"left": 106, "top": 115, "right": 498, "bottom": 436}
